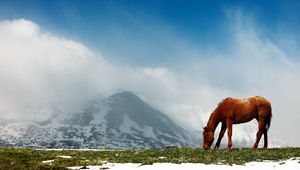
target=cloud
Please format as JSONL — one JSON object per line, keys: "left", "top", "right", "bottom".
{"left": 0, "top": 19, "right": 118, "bottom": 117}
{"left": 187, "top": 11, "right": 300, "bottom": 146}
{"left": 0, "top": 13, "right": 300, "bottom": 146}
{"left": 0, "top": 18, "right": 183, "bottom": 118}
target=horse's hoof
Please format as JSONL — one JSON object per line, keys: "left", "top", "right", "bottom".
{"left": 227, "top": 144, "right": 232, "bottom": 149}
{"left": 252, "top": 146, "right": 258, "bottom": 150}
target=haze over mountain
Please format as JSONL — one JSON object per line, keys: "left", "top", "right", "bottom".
{"left": 0, "top": 91, "right": 199, "bottom": 149}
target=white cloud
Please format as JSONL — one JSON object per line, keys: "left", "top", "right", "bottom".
{"left": 143, "top": 67, "right": 171, "bottom": 78}
{"left": 0, "top": 15, "right": 300, "bottom": 146}
{"left": 187, "top": 11, "right": 300, "bottom": 146}
{"left": 0, "top": 18, "right": 39, "bottom": 36}
{"left": 0, "top": 19, "right": 183, "bottom": 119}
{"left": 0, "top": 19, "right": 118, "bottom": 117}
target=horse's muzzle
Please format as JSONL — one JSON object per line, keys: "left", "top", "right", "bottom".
{"left": 203, "top": 145, "right": 210, "bottom": 150}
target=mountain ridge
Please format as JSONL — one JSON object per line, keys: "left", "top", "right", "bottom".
{"left": 0, "top": 91, "right": 199, "bottom": 149}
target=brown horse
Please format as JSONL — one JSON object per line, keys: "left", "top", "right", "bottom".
{"left": 202, "top": 96, "right": 272, "bottom": 149}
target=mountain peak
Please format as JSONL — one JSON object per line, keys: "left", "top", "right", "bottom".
{"left": 108, "top": 90, "right": 140, "bottom": 100}
{"left": 104, "top": 91, "right": 144, "bottom": 106}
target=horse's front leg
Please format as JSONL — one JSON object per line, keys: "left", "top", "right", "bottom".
{"left": 226, "top": 119, "right": 233, "bottom": 149}
{"left": 214, "top": 122, "right": 227, "bottom": 149}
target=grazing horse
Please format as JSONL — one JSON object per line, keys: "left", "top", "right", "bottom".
{"left": 202, "top": 96, "right": 272, "bottom": 150}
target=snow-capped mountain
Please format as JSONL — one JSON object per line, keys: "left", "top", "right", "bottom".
{"left": 0, "top": 91, "right": 199, "bottom": 149}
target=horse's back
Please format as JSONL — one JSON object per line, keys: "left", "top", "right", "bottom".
{"left": 250, "top": 96, "right": 272, "bottom": 118}
{"left": 248, "top": 96, "right": 271, "bottom": 111}
{"left": 218, "top": 96, "right": 271, "bottom": 123}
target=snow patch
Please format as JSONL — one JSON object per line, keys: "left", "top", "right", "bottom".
{"left": 67, "top": 158, "right": 300, "bottom": 170}
{"left": 42, "top": 160, "right": 54, "bottom": 164}
{"left": 58, "top": 155, "right": 72, "bottom": 158}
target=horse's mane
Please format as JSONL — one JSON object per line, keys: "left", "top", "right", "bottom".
{"left": 207, "top": 97, "right": 236, "bottom": 125}
{"left": 207, "top": 98, "right": 228, "bottom": 125}
{"left": 214, "top": 97, "right": 232, "bottom": 112}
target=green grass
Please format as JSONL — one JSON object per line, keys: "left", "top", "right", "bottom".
{"left": 0, "top": 147, "right": 299, "bottom": 169}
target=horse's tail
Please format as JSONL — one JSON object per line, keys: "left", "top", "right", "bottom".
{"left": 265, "top": 106, "right": 272, "bottom": 131}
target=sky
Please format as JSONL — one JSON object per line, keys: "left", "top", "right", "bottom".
{"left": 0, "top": 0, "right": 300, "bottom": 146}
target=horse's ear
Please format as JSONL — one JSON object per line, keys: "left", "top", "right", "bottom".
{"left": 202, "top": 127, "right": 208, "bottom": 136}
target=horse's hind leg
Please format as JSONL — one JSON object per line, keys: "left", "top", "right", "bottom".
{"left": 252, "top": 119, "right": 265, "bottom": 149}
{"left": 263, "top": 128, "right": 268, "bottom": 149}
{"left": 214, "top": 122, "right": 226, "bottom": 149}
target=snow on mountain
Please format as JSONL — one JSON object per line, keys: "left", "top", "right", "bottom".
{"left": 0, "top": 91, "right": 199, "bottom": 149}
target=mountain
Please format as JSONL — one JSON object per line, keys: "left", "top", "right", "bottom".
{"left": 0, "top": 91, "right": 199, "bottom": 149}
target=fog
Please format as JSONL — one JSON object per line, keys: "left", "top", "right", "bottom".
{"left": 0, "top": 12, "right": 300, "bottom": 145}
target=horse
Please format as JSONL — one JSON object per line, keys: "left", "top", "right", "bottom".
{"left": 202, "top": 96, "right": 272, "bottom": 150}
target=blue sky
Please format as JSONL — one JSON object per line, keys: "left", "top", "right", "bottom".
{"left": 1, "top": 1, "right": 300, "bottom": 145}
{"left": 1, "top": 0, "right": 300, "bottom": 67}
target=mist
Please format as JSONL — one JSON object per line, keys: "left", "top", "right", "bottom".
{"left": 0, "top": 10, "right": 300, "bottom": 146}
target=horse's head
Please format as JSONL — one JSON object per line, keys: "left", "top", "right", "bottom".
{"left": 202, "top": 127, "right": 214, "bottom": 150}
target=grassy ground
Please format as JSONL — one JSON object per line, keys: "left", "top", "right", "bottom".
{"left": 0, "top": 147, "right": 300, "bottom": 169}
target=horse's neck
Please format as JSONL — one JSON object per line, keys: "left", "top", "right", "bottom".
{"left": 206, "top": 111, "right": 220, "bottom": 132}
